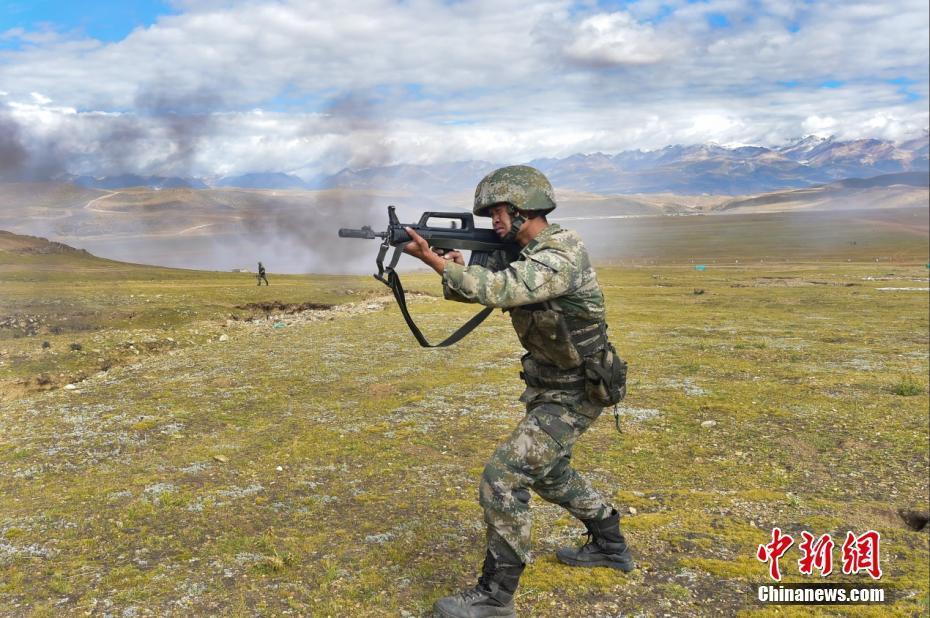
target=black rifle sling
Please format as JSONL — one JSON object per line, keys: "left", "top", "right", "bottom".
{"left": 386, "top": 269, "right": 493, "bottom": 347}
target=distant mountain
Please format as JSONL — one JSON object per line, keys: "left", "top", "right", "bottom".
{"left": 296, "top": 135, "right": 926, "bottom": 196}
{"left": 715, "top": 171, "right": 929, "bottom": 213}
{"left": 323, "top": 160, "right": 499, "bottom": 195}
{"left": 320, "top": 134, "right": 929, "bottom": 196}
{"left": 70, "top": 174, "right": 208, "bottom": 190}
{"left": 526, "top": 136, "right": 929, "bottom": 194}
{"left": 829, "top": 171, "right": 929, "bottom": 190}
{"left": 213, "top": 172, "right": 308, "bottom": 190}
{"left": 54, "top": 133, "right": 930, "bottom": 195}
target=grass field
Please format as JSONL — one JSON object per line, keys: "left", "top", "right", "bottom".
{"left": 0, "top": 222, "right": 928, "bottom": 616}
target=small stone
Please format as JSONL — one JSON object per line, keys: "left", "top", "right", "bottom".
{"left": 218, "top": 334, "right": 229, "bottom": 342}
{"left": 628, "top": 506, "right": 637, "bottom": 515}
{"left": 213, "top": 455, "right": 229, "bottom": 463}
{"left": 64, "top": 383, "right": 78, "bottom": 390}
{"left": 700, "top": 420, "right": 717, "bottom": 428}
{"left": 276, "top": 465, "right": 283, "bottom": 472}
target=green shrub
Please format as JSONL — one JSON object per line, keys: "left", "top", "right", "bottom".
{"left": 893, "top": 376, "right": 925, "bottom": 397}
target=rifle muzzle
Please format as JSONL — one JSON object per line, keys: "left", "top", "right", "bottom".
{"left": 338, "top": 227, "right": 379, "bottom": 239}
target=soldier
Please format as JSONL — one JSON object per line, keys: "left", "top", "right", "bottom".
{"left": 256, "top": 261, "right": 269, "bottom": 286}
{"left": 403, "top": 166, "right": 632, "bottom": 618}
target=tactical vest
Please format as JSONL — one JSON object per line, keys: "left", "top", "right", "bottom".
{"left": 511, "top": 304, "right": 605, "bottom": 368}
{"left": 510, "top": 302, "right": 604, "bottom": 384}
{"left": 510, "top": 303, "right": 627, "bottom": 406}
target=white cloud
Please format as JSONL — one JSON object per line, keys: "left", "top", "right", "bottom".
{"left": 563, "top": 12, "right": 672, "bottom": 66}
{"left": 802, "top": 115, "right": 838, "bottom": 137}
{"left": 0, "top": 0, "right": 925, "bottom": 179}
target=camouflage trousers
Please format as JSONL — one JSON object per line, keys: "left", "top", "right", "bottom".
{"left": 479, "top": 389, "right": 613, "bottom": 565}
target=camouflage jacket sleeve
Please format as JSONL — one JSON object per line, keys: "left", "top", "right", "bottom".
{"left": 442, "top": 247, "right": 576, "bottom": 308}
{"left": 442, "top": 281, "right": 477, "bottom": 304}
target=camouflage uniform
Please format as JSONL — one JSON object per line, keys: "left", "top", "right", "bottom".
{"left": 442, "top": 223, "right": 614, "bottom": 564}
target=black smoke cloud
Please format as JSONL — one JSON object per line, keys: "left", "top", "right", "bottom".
{"left": 0, "top": 77, "right": 231, "bottom": 182}
{"left": 132, "top": 81, "right": 225, "bottom": 177}
{"left": 0, "top": 109, "right": 28, "bottom": 181}
{"left": 235, "top": 91, "right": 398, "bottom": 273}
{"left": 1, "top": 85, "right": 422, "bottom": 275}
{"left": 0, "top": 103, "right": 69, "bottom": 181}
{"left": 1, "top": 101, "right": 137, "bottom": 182}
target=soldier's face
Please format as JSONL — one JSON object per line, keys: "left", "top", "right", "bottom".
{"left": 489, "top": 203, "right": 512, "bottom": 238}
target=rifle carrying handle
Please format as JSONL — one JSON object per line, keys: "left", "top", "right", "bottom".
{"left": 416, "top": 211, "right": 475, "bottom": 231}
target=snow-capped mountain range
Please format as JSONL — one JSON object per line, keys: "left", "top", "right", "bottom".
{"left": 65, "top": 133, "right": 929, "bottom": 196}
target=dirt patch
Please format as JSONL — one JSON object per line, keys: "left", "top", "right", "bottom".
{"left": 234, "top": 301, "right": 334, "bottom": 314}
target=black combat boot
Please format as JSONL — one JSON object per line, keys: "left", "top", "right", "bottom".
{"left": 556, "top": 509, "right": 634, "bottom": 572}
{"left": 433, "top": 550, "right": 525, "bottom": 618}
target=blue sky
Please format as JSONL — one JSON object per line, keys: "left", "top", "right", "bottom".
{"left": 0, "top": 0, "right": 927, "bottom": 178}
{"left": 0, "top": 0, "right": 173, "bottom": 44}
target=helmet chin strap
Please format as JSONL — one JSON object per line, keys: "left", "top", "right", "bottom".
{"left": 504, "top": 205, "right": 526, "bottom": 241}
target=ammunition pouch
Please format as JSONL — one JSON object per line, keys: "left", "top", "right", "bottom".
{"left": 520, "top": 354, "right": 586, "bottom": 390}
{"left": 583, "top": 343, "right": 627, "bottom": 407}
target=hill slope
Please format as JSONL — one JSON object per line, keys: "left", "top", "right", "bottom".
{"left": 0, "top": 230, "right": 93, "bottom": 256}
{"left": 715, "top": 172, "right": 929, "bottom": 213}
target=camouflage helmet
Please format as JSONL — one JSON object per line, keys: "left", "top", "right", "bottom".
{"left": 473, "top": 165, "right": 556, "bottom": 217}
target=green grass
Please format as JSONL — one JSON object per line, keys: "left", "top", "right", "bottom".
{"left": 892, "top": 376, "right": 926, "bottom": 397}
{"left": 0, "top": 247, "right": 928, "bottom": 616}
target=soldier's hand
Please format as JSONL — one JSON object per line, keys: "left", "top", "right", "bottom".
{"left": 402, "top": 227, "right": 432, "bottom": 261}
{"left": 442, "top": 250, "right": 465, "bottom": 265}
{"left": 403, "top": 227, "right": 453, "bottom": 275}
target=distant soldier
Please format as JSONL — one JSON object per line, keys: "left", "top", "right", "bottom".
{"left": 403, "top": 166, "right": 632, "bottom": 618}
{"left": 257, "top": 261, "right": 269, "bottom": 286}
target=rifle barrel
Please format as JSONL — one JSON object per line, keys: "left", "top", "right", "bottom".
{"left": 338, "top": 227, "right": 380, "bottom": 239}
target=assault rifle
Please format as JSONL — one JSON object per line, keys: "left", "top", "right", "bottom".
{"left": 339, "top": 205, "right": 519, "bottom": 347}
